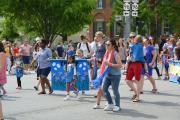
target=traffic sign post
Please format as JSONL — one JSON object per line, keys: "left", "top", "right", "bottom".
{"left": 123, "top": 0, "right": 139, "bottom": 41}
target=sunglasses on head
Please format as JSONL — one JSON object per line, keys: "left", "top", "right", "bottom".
{"left": 129, "top": 36, "right": 136, "bottom": 39}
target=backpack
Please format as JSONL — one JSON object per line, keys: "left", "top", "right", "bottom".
{"left": 78, "top": 43, "right": 90, "bottom": 53}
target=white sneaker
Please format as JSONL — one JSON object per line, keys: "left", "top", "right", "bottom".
{"left": 104, "top": 104, "right": 114, "bottom": 111}
{"left": 76, "top": 94, "right": 81, "bottom": 100}
{"left": 113, "top": 106, "right": 121, "bottom": 112}
{"left": 93, "top": 104, "right": 101, "bottom": 109}
{"left": 104, "top": 102, "right": 108, "bottom": 106}
{"left": 64, "top": 95, "right": 70, "bottom": 101}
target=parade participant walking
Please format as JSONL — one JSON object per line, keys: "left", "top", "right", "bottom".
{"left": 77, "top": 35, "right": 92, "bottom": 59}
{"left": 92, "top": 31, "right": 106, "bottom": 80}
{"left": 102, "top": 39, "right": 122, "bottom": 112}
{"left": 116, "top": 37, "right": 127, "bottom": 68}
{"left": 0, "top": 42, "right": 7, "bottom": 96}
{"left": 126, "top": 35, "right": 144, "bottom": 102}
{"left": 19, "top": 39, "right": 32, "bottom": 71}
{"left": 37, "top": 39, "right": 53, "bottom": 95}
{"left": 64, "top": 55, "right": 79, "bottom": 100}
{"left": 76, "top": 49, "right": 86, "bottom": 95}
{"left": 32, "top": 43, "right": 41, "bottom": 91}
{"left": 149, "top": 36, "right": 161, "bottom": 78}
{"left": 141, "top": 38, "right": 158, "bottom": 93}
{"left": 15, "top": 57, "right": 24, "bottom": 89}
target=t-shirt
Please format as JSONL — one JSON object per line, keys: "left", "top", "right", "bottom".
{"left": 77, "top": 42, "right": 91, "bottom": 58}
{"left": 16, "top": 66, "right": 24, "bottom": 78}
{"left": 145, "top": 45, "right": 155, "bottom": 64}
{"left": 66, "top": 63, "right": 76, "bottom": 82}
{"left": 37, "top": 47, "right": 52, "bottom": 69}
{"left": 130, "top": 43, "right": 144, "bottom": 62}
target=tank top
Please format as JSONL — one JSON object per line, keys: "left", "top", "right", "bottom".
{"left": 109, "top": 51, "right": 121, "bottom": 75}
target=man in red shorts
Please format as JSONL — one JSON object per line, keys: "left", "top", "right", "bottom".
{"left": 126, "top": 34, "right": 145, "bottom": 102}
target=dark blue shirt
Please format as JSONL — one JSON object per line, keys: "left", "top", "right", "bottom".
{"left": 145, "top": 45, "right": 155, "bottom": 64}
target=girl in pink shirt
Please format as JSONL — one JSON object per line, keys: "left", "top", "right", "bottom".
{"left": 0, "top": 42, "right": 7, "bottom": 96}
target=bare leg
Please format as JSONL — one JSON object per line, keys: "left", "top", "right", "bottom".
{"left": 148, "top": 76, "right": 157, "bottom": 90}
{"left": 126, "top": 80, "right": 137, "bottom": 95}
{"left": 0, "top": 101, "right": 3, "bottom": 120}
{"left": 96, "top": 88, "right": 103, "bottom": 105}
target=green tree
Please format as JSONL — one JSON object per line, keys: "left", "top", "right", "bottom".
{"left": 112, "top": 0, "right": 180, "bottom": 37}
{"left": 1, "top": 0, "right": 96, "bottom": 43}
{"left": 0, "top": 17, "right": 19, "bottom": 41}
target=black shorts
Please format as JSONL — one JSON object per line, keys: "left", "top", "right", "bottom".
{"left": 39, "top": 67, "right": 51, "bottom": 77}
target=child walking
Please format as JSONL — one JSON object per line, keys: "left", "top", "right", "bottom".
{"left": 76, "top": 49, "right": 86, "bottom": 95}
{"left": 16, "top": 58, "right": 24, "bottom": 89}
{"left": 64, "top": 55, "right": 79, "bottom": 100}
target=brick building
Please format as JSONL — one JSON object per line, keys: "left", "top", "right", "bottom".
{"left": 88, "top": 0, "right": 115, "bottom": 41}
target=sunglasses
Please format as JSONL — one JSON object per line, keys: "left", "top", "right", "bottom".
{"left": 129, "top": 36, "right": 136, "bottom": 39}
{"left": 106, "top": 43, "right": 111, "bottom": 46}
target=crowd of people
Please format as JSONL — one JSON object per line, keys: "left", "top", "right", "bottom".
{"left": 0, "top": 31, "right": 180, "bottom": 114}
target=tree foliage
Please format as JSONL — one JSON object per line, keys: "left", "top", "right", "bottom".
{"left": 1, "top": 0, "right": 96, "bottom": 42}
{"left": 112, "top": 0, "right": 180, "bottom": 36}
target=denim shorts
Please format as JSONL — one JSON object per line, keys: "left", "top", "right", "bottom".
{"left": 39, "top": 67, "right": 51, "bottom": 77}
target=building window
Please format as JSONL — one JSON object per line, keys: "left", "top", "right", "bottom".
{"left": 97, "top": 0, "right": 104, "bottom": 9}
{"left": 110, "top": 0, "right": 115, "bottom": 7}
{"left": 93, "top": 20, "right": 106, "bottom": 36}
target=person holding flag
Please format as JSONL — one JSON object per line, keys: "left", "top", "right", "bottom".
{"left": 93, "top": 39, "right": 122, "bottom": 112}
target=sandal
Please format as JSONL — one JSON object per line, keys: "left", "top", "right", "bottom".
{"left": 131, "top": 94, "right": 137, "bottom": 100}
{"left": 151, "top": 89, "right": 158, "bottom": 93}
{"left": 133, "top": 98, "right": 140, "bottom": 102}
{"left": 38, "top": 91, "right": 46, "bottom": 95}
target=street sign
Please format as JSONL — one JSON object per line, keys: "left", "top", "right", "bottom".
{"left": 132, "top": 0, "right": 139, "bottom": 3}
{"left": 115, "top": 15, "right": 122, "bottom": 21}
{"left": 132, "top": 11, "right": 138, "bottom": 17}
{"left": 123, "top": 0, "right": 131, "bottom": 3}
{"left": 123, "top": 11, "right": 130, "bottom": 16}
{"left": 132, "top": 3, "right": 138, "bottom": 11}
{"left": 123, "top": 3, "right": 131, "bottom": 11}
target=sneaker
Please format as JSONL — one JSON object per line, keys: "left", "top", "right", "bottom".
{"left": 93, "top": 104, "right": 101, "bottom": 109}
{"left": 104, "top": 102, "right": 108, "bottom": 106}
{"left": 73, "top": 91, "right": 79, "bottom": 97}
{"left": 64, "top": 95, "right": 70, "bottom": 101}
{"left": 16, "top": 87, "right": 22, "bottom": 90}
{"left": 163, "top": 77, "right": 168, "bottom": 81}
{"left": 113, "top": 106, "right": 121, "bottom": 112}
{"left": 104, "top": 104, "right": 114, "bottom": 111}
{"left": 34, "top": 86, "right": 38, "bottom": 91}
